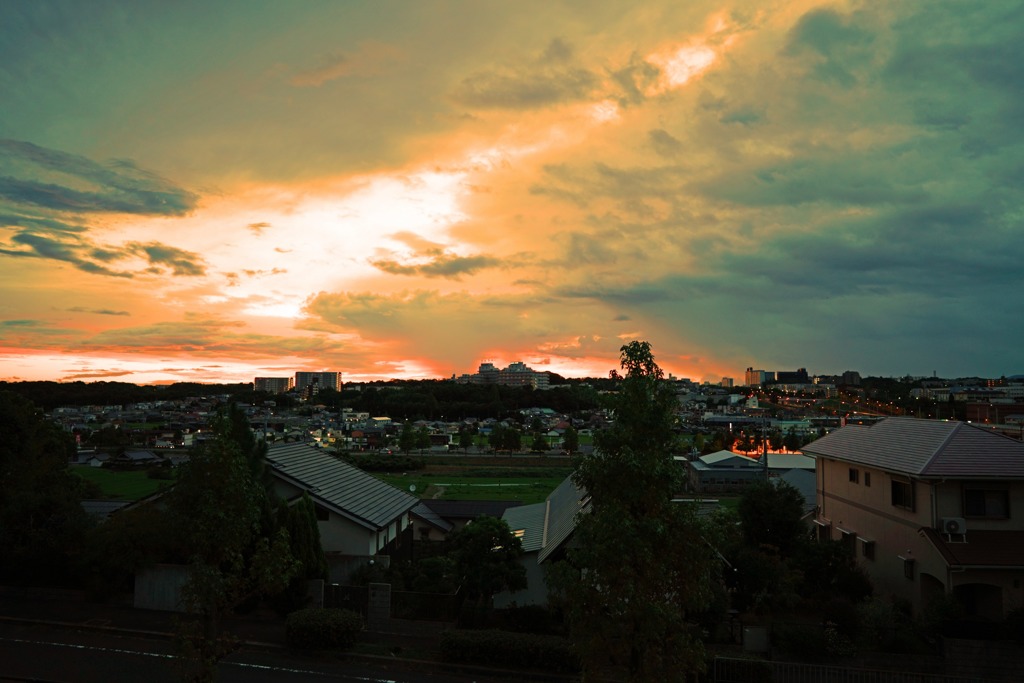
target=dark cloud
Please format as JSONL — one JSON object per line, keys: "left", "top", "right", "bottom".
{"left": 647, "top": 129, "right": 683, "bottom": 158}
{"left": 607, "top": 52, "right": 661, "bottom": 107}
{"left": 65, "top": 307, "right": 131, "bottom": 316}
{"left": 128, "top": 242, "right": 206, "bottom": 276}
{"left": 452, "top": 66, "right": 597, "bottom": 109}
{"left": 784, "top": 8, "right": 876, "bottom": 87}
{"left": 0, "top": 230, "right": 206, "bottom": 278}
{"left": 451, "top": 39, "right": 597, "bottom": 109}
{"left": 719, "top": 106, "right": 763, "bottom": 126}
{"left": 0, "top": 139, "right": 197, "bottom": 215}
{"left": 371, "top": 253, "right": 501, "bottom": 279}
{"left": 699, "top": 158, "right": 928, "bottom": 208}
{"left": 248, "top": 221, "right": 271, "bottom": 234}
{"left": 1, "top": 232, "right": 130, "bottom": 277}
{"left": 540, "top": 38, "right": 574, "bottom": 64}
{"left": 1, "top": 319, "right": 42, "bottom": 327}
{"left": 0, "top": 212, "right": 88, "bottom": 234}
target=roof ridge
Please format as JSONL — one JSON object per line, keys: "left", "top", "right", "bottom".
{"left": 541, "top": 498, "right": 551, "bottom": 548}
{"left": 920, "top": 420, "right": 961, "bottom": 472}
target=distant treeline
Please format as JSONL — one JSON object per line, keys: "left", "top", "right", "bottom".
{"left": 0, "top": 378, "right": 612, "bottom": 419}
{"left": 0, "top": 381, "right": 253, "bottom": 412}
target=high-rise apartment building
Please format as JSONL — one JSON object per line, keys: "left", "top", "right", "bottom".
{"left": 745, "top": 367, "right": 768, "bottom": 387}
{"left": 460, "top": 361, "right": 548, "bottom": 389}
{"left": 254, "top": 377, "right": 294, "bottom": 393}
{"left": 294, "top": 371, "right": 343, "bottom": 395}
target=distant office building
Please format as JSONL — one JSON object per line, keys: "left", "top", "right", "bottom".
{"left": 295, "top": 371, "right": 343, "bottom": 397}
{"left": 773, "top": 368, "right": 809, "bottom": 384}
{"left": 745, "top": 368, "right": 768, "bottom": 387}
{"left": 720, "top": 377, "right": 734, "bottom": 388}
{"left": 254, "top": 377, "right": 293, "bottom": 393}
{"left": 840, "top": 370, "right": 862, "bottom": 386}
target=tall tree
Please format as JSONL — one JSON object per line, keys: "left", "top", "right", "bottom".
{"left": 0, "top": 391, "right": 91, "bottom": 585}
{"left": 557, "top": 342, "right": 716, "bottom": 682}
{"left": 169, "top": 408, "right": 298, "bottom": 682}
{"left": 448, "top": 515, "right": 526, "bottom": 606}
{"left": 398, "top": 422, "right": 416, "bottom": 454}
{"left": 562, "top": 425, "right": 579, "bottom": 455}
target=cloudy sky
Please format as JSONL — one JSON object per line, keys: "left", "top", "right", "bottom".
{"left": 1, "top": 1, "right": 1022, "bottom": 385}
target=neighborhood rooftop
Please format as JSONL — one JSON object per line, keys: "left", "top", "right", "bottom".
{"left": 801, "top": 417, "right": 1024, "bottom": 478}
{"left": 266, "top": 442, "right": 418, "bottom": 529}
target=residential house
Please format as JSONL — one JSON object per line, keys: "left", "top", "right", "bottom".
{"left": 494, "top": 475, "right": 590, "bottom": 607}
{"left": 686, "top": 450, "right": 815, "bottom": 493}
{"left": 265, "top": 442, "right": 419, "bottom": 581}
{"left": 802, "top": 417, "right": 1024, "bottom": 619}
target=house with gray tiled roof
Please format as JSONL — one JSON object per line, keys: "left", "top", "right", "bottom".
{"left": 802, "top": 417, "right": 1024, "bottom": 619}
{"left": 265, "top": 442, "right": 419, "bottom": 578}
{"left": 685, "top": 449, "right": 815, "bottom": 493}
{"left": 494, "top": 475, "right": 590, "bottom": 607}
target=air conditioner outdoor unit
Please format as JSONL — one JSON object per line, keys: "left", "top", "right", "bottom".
{"left": 942, "top": 517, "right": 967, "bottom": 534}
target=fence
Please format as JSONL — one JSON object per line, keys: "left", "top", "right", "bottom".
{"left": 712, "top": 657, "right": 991, "bottom": 683}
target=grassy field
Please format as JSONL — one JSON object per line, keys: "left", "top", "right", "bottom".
{"left": 70, "top": 465, "right": 172, "bottom": 501}
{"left": 374, "top": 469, "right": 571, "bottom": 505}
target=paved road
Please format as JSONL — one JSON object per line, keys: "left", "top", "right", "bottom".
{"left": 0, "top": 621, "right": 518, "bottom": 683}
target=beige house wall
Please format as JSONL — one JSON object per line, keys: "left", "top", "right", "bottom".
{"left": 817, "top": 457, "right": 937, "bottom": 612}
{"left": 817, "top": 457, "right": 1024, "bottom": 616}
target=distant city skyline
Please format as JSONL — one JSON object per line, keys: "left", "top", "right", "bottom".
{"left": 1, "top": 2, "right": 1022, "bottom": 385}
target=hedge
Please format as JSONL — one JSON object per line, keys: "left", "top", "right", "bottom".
{"left": 440, "top": 629, "right": 580, "bottom": 673}
{"left": 285, "top": 608, "right": 364, "bottom": 651}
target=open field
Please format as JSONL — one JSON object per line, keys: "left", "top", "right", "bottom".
{"left": 374, "top": 465, "right": 572, "bottom": 505}
{"left": 70, "top": 465, "right": 172, "bottom": 501}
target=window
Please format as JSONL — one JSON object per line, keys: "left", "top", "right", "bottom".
{"left": 964, "top": 489, "right": 1009, "bottom": 519}
{"left": 861, "top": 539, "right": 875, "bottom": 561}
{"left": 849, "top": 468, "right": 860, "bottom": 484}
{"left": 864, "top": 472, "right": 871, "bottom": 487}
{"left": 902, "top": 557, "right": 915, "bottom": 580}
{"left": 891, "top": 479, "right": 915, "bottom": 511}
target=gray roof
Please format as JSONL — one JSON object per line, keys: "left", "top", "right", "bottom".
{"left": 502, "top": 501, "right": 547, "bottom": 553}
{"left": 801, "top": 417, "right": 1024, "bottom": 478}
{"left": 81, "top": 500, "right": 130, "bottom": 520}
{"left": 266, "top": 442, "right": 418, "bottom": 530}
{"left": 539, "top": 475, "right": 589, "bottom": 563}
{"left": 501, "top": 474, "right": 589, "bottom": 563}
{"left": 410, "top": 502, "right": 453, "bottom": 532}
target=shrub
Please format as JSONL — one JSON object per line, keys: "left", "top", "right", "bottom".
{"left": 285, "top": 608, "right": 363, "bottom": 651}
{"left": 440, "top": 629, "right": 579, "bottom": 673}
{"left": 494, "top": 604, "right": 564, "bottom": 635}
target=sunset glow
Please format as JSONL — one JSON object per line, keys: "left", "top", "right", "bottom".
{"left": 2, "top": 2, "right": 1021, "bottom": 385}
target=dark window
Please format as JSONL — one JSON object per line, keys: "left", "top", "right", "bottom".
{"left": 891, "top": 480, "right": 915, "bottom": 511}
{"left": 864, "top": 472, "right": 871, "bottom": 487}
{"left": 964, "top": 489, "right": 1009, "bottom": 519}
{"left": 903, "top": 558, "right": 915, "bottom": 580}
{"left": 861, "top": 540, "right": 875, "bottom": 561}
{"left": 849, "top": 468, "right": 859, "bottom": 483}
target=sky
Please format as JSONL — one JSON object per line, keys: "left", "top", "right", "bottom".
{"left": 1, "top": 1, "right": 1022, "bottom": 385}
